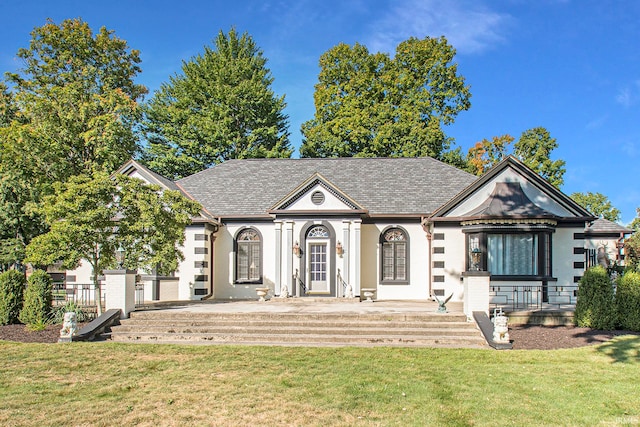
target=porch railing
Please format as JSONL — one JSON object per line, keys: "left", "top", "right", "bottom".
{"left": 293, "top": 269, "right": 307, "bottom": 296}
{"left": 52, "top": 283, "right": 105, "bottom": 316}
{"left": 337, "top": 268, "right": 352, "bottom": 298}
{"left": 490, "top": 283, "right": 578, "bottom": 311}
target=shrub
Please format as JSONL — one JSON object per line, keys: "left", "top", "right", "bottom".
{"left": 0, "top": 270, "right": 26, "bottom": 325}
{"left": 19, "top": 270, "right": 53, "bottom": 330}
{"left": 51, "top": 301, "right": 90, "bottom": 324}
{"left": 575, "top": 266, "right": 617, "bottom": 329}
{"left": 616, "top": 271, "right": 640, "bottom": 331}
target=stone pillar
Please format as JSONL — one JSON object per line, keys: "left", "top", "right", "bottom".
{"left": 462, "top": 271, "right": 491, "bottom": 319}
{"left": 104, "top": 269, "right": 137, "bottom": 318}
{"left": 353, "top": 220, "right": 361, "bottom": 296}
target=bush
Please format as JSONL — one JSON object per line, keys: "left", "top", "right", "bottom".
{"left": 616, "top": 271, "right": 640, "bottom": 331}
{"left": 19, "top": 270, "right": 53, "bottom": 330}
{"left": 575, "top": 266, "right": 617, "bottom": 329}
{"left": 0, "top": 270, "right": 26, "bottom": 325}
{"left": 50, "top": 301, "right": 90, "bottom": 324}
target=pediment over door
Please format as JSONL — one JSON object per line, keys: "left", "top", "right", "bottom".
{"left": 269, "top": 173, "right": 367, "bottom": 215}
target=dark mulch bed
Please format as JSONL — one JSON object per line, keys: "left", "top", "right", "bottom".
{"left": 1, "top": 322, "right": 639, "bottom": 348}
{"left": 508, "top": 325, "right": 640, "bottom": 350}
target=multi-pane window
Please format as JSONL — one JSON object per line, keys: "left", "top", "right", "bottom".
{"left": 236, "top": 229, "right": 261, "bottom": 283}
{"left": 466, "top": 231, "right": 551, "bottom": 277}
{"left": 382, "top": 228, "right": 407, "bottom": 283}
{"left": 488, "top": 233, "right": 538, "bottom": 275}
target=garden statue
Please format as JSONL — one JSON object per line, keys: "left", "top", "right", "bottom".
{"left": 279, "top": 285, "right": 289, "bottom": 298}
{"left": 492, "top": 308, "right": 510, "bottom": 343}
{"left": 58, "top": 312, "right": 78, "bottom": 343}
{"left": 434, "top": 293, "right": 452, "bottom": 313}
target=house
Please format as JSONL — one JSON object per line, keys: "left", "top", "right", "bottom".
{"left": 65, "top": 155, "right": 624, "bottom": 308}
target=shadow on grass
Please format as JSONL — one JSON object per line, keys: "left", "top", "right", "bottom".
{"left": 595, "top": 335, "right": 640, "bottom": 363}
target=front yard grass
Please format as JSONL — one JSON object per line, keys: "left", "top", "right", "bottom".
{"left": 1, "top": 337, "right": 639, "bottom": 426}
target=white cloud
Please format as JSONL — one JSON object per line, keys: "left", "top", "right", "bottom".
{"left": 585, "top": 114, "right": 609, "bottom": 130}
{"left": 616, "top": 80, "right": 640, "bottom": 107}
{"left": 366, "top": 0, "right": 512, "bottom": 55}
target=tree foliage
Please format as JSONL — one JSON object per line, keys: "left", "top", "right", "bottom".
{"left": 300, "top": 37, "right": 471, "bottom": 160}
{"left": 466, "top": 134, "right": 514, "bottom": 175}
{"left": 570, "top": 192, "right": 621, "bottom": 222}
{"left": 513, "top": 127, "right": 566, "bottom": 188}
{"left": 142, "top": 28, "right": 291, "bottom": 179}
{"left": 616, "top": 271, "right": 640, "bottom": 331}
{"left": 0, "top": 19, "right": 146, "bottom": 267}
{"left": 25, "top": 173, "right": 202, "bottom": 314}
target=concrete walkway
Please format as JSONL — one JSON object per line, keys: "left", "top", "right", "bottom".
{"left": 136, "top": 298, "right": 464, "bottom": 316}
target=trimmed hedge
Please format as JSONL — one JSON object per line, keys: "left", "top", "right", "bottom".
{"left": 0, "top": 270, "right": 27, "bottom": 325}
{"left": 616, "top": 271, "right": 640, "bottom": 331}
{"left": 575, "top": 266, "right": 617, "bottom": 330}
{"left": 19, "top": 269, "right": 53, "bottom": 329}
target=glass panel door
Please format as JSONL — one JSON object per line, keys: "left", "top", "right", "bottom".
{"left": 308, "top": 242, "right": 329, "bottom": 293}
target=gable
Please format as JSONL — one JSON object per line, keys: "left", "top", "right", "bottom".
{"left": 431, "top": 156, "right": 594, "bottom": 221}
{"left": 270, "top": 173, "right": 366, "bottom": 214}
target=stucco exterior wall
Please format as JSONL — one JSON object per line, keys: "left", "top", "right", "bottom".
{"left": 431, "top": 226, "right": 466, "bottom": 301}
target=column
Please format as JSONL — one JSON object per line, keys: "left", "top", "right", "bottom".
{"left": 274, "top": 221, "right": 282, "bottom": 295}
{"left": 341, "top": 220, "right": 351, "bottom": 298}
{"left": 285, "top": 221, "right": 295, "bottom": 297}
{"left": 353, "top": 220, "right": 361, "bottom": 296}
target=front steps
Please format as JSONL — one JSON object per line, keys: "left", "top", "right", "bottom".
{"left": 110, "top": 310, "right": 487, "bottom": 348}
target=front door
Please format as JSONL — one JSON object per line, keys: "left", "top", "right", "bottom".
{"left": 306, "top": 225, "right": 332, "bottom": 295}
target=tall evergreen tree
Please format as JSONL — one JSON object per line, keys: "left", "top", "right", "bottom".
{"left": 300, "top": 37, "right": 471, "bottom": 160}
{"left": 142, "top": 28, "right": 291, "bottom": 180}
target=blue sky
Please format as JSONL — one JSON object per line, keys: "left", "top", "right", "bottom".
{"left": 1, "top": 0, "right": 638, "bottom": 225}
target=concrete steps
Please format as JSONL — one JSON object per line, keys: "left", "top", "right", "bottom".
{"left": 110, "top": 309, "right": 487, "bottom": 348}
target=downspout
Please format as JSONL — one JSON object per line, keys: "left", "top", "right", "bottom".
{"left": 421, "top": 217, "right": 433, "bottom": 299}
{"left": 203, "top": 223, "right": 219, "bottom": 300}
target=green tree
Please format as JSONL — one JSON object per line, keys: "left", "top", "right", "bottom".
{"left": 514, "top": 127, "right": 566, "bottom": 188}
{"left": 0, "top": 19, "right": 146, "bottom": 267}
{"left": 25, "top": 173, "right": 201, "bottom": 315}
{"left": 570, "top": 192, "right": 621, "bottom": 222}
{"left": 142, "top": 28, "right": 291, "bottom": 180}
{"left": 300, "top": 37, "right": 471, "bottom": 160}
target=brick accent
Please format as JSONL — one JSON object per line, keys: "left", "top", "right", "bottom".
{"left": 194, "top": 247, "right": 208, "bottom": 254}
{"left": 433, "top": 275, "right": 445, "bottom": 283}
{"left": 433, "top": 247, "right": 445, "bottom": 254}
{"left": 573, "top": 247, "right": 585, "bottom": 254}
{"left": 194, "top": 261, "right": 208, "bottom": 268}
{"left": 573, "top": 262, "right": 584, "bottom": 269}
{"left": 433, "top": 261, "right": 445, "bottom": 269}
{"left": 433, "top": 233, "right": 445, "bottom": 240}
{"left": 194, "top": 234, "right": 208, "bottom": 241}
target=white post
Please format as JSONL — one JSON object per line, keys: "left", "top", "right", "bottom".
{"left": 104, "top": 269, "right": 136, "bottom": 318}
{"left": 353, "top": 220, "right": 361, "bottom": 297}
{"left": 274, "top": 221, "right": 282, "bottom": 295}
{"left": 462, "top": 271, "right": 491, "bottom": 319}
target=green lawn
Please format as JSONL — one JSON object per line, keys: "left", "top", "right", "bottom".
{"left": 1, "top": 337, "right": 639, "bottom": 426}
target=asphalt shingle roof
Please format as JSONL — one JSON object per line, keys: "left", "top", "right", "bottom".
{"left": 177, "top": 157, "right": 477, "bottom": 217}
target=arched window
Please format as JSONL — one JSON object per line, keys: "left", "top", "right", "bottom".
{"left": 381, "top": 227, "right": 408, "bottom": 284}
{"left": 236, "top": 228, "right": 261, "bottom": 283}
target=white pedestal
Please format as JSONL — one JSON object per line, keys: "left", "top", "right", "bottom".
{"left": 104, "top": 269, "right": 137, "bottom": 318}
{"left": 462, "top": 271, "right": 490, "bottom": 319}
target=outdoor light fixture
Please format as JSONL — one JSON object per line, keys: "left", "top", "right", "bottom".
{"left": 471, "top": 247, "right": 482, "bottom": 271}
{"left": 292, "top": 241, "right": 301, "bottom": 257}
{"left": 115, "top": 245, "right": 125, "bottom": 269}
{"left": 336, "top": 241, "right": 344, "bottom": 256}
